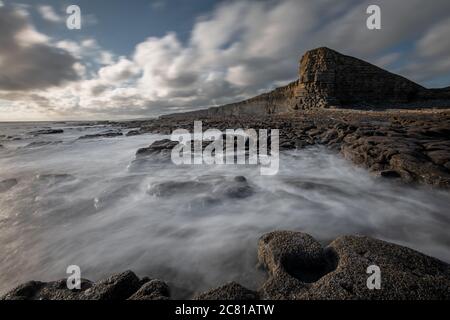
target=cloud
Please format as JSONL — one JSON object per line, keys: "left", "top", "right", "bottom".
{"left": 0, "top": 6, "right": 79, "bottom": 91}
{"left": 37, "top": 5, "right": 62, "bottom": 23}
{"left": 2, "top": 0, "right": 450, "bottom": 120}
{"left": 56, "top": 38, "right": 116, "bottom": 66}
{"left": 151, "top": 1, "right": 166, "bottom": 10}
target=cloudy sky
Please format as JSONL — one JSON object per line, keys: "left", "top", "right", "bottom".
{"left": 1, "top": 0, "right": 450, "bottom": 121}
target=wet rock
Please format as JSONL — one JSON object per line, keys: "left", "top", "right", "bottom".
{"left": 378, "top": 170, "right": 401, "bottom": 179}
{"left": 257, "top": 231, "right": 450, "bottom": 300}
{"left": 258, "top": 231, "right": 337, "bottom": 299}
{"left": 5, "top": 135, "right": 22, "bottom": 141}
{"left": 1, "top": 272, "right": 162, "bottom": 301}
{"left": 147, "top": 180, "right": 210, "bottom": 197}
{"left": 389, "top": 153, "right": 450, "bottom": 187}
{"left": 79, "top": 271, "right": 141, "bottom": 300}
{"left": 340, "top": 125, "right": 450, "bottom": 187}
{"left": 1, "top": 281, "right": 45, "bottom": 300}
{"left": 214, "top": 176, "right": 254, "bottom": 199}
{"left": 0, "top": 178, "right": 18, "bottom": 192}
{"left": 136, "top": 139, "right": 178, "bottom": 158}
{"left": 128, "top": 279, "right": 170, "bottom": 300}
{"left": 234, "top": 176, "right": 247, "bottom": 183}
{"left": 78, "top": 130, "right": 123, "bottom": 140}
{"left": 195, "top": 282, "right": 258, "bottom": 300}
{"left": 30, "top": 129, "right": 64, "bottom": 135}
{"left": 121, "top": 106, "right": 450, "bottom": 190}
{"left": 126, "top": 130, "right": 141, "bottom": 136}
{"left": 1, "top": 279, "right": 92, "bottom": 300}
{"left": 427, "top": 150, "right": 450, "bottom": 166}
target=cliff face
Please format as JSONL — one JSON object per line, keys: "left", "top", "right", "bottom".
{"left": 164, "top": 80, "right": 298, "bottom": 119}
{"left": 296, "top": 47, "right": 426, "bottom": 109}
{"left": 162, "top": 47, "right": 450, "bottom": 119}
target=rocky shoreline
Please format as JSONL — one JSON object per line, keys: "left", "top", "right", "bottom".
{"left": 116, "top": 108, "right": 450, "bottom": 188}
{"left": 3, "top": 110, "right": 449, "bottom": 300}
{"left": 2, "top": 46, "right": 449, "bottom": 301}
{"left": 2, "top": 231, "right": 449, "bottom": 300}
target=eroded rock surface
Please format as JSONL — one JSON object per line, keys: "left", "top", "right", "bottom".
{"left": 195, "top": 282, "right": 259, "bottom": 300}
{"left": 1, "top": 271, "right": 170, "bottom": 301}
{"left": 257, "top": 231, "right": 450, "bottom": 300}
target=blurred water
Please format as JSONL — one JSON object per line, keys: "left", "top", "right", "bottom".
{"left": 0, "top": 122, "right": 449, "bottom": 297}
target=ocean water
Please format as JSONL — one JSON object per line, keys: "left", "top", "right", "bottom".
{"left": 0, "top": 122, "right": 449, "bottom": 297}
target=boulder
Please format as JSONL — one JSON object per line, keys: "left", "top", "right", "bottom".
{"left": 79, "top": 271, "right": 141, "bottom": 300}
{"left": 1, "top": 271, "right": 170, "bottom": 301}
{"left": 128, "top": 279, "right": 170, "bottom": 300}
{"left": 136, "top": 139, "right": 178, "bottom": 158}
{"left": 257, "top": 231, "right": 450, "bottom": 300}
{"left": 195, "top": 282, "right": 258, "bottom": 300}
{"left": 147, "top": 180, "right": 210, "bottom": 197}
{"left": 126, "top": 130, "right": 141, "bottom": 136}
{"left": 1, "top": 279, "right": 92, "bottom": 300}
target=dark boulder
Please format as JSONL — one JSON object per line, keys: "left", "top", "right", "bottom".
{"left": 128, "top": 279, "right": 170, "bottom": 300}
{"left": 79, "top": 271, "right": 141, "bottom": 300}
{"left": 126, "top": 130, "right": 141, "bottom": 136}
{"left": 257, "top": 231, "right": 450, "bottom": 300}
{"left": 1, "top": 279, "right": 93, "bottom": 300}
{"left": 195, "top": 282, "right": 258, "bottom": 300}
{"left": 30, "top": 129, "right": 64, "bottom": 135}
{"left": 136, "top": 139, "right": 178, "bottom": 158}
{"left": 147, "top": 180, "right": 210, "bottom": 197}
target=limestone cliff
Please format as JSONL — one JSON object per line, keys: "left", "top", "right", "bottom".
{"left": 296, "top": 47, "right": 426, "bottom": 109}
{"left": 162, "top": 47, "right": 450, "bottom": 118}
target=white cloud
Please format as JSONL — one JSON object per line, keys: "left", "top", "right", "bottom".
{"left": 56, "top": 38, "right": 116, "bottom": 66}
{"left": 38, "top": 5, "right": 62, "bottom": 23}
{"left": 2, "top": 0, "right": 450, "bottom": 120}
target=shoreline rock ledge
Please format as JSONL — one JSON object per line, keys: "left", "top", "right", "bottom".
{"left": 2, "top": 232, "right": 449, "bottom": 300}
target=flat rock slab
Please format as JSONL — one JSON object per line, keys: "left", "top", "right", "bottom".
{"left": 257, "top": 231, "right": 450, "bottom": 300}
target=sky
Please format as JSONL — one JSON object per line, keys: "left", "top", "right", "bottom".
{"left": 1, "top": 0, "right": 450, "bottom": 121}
